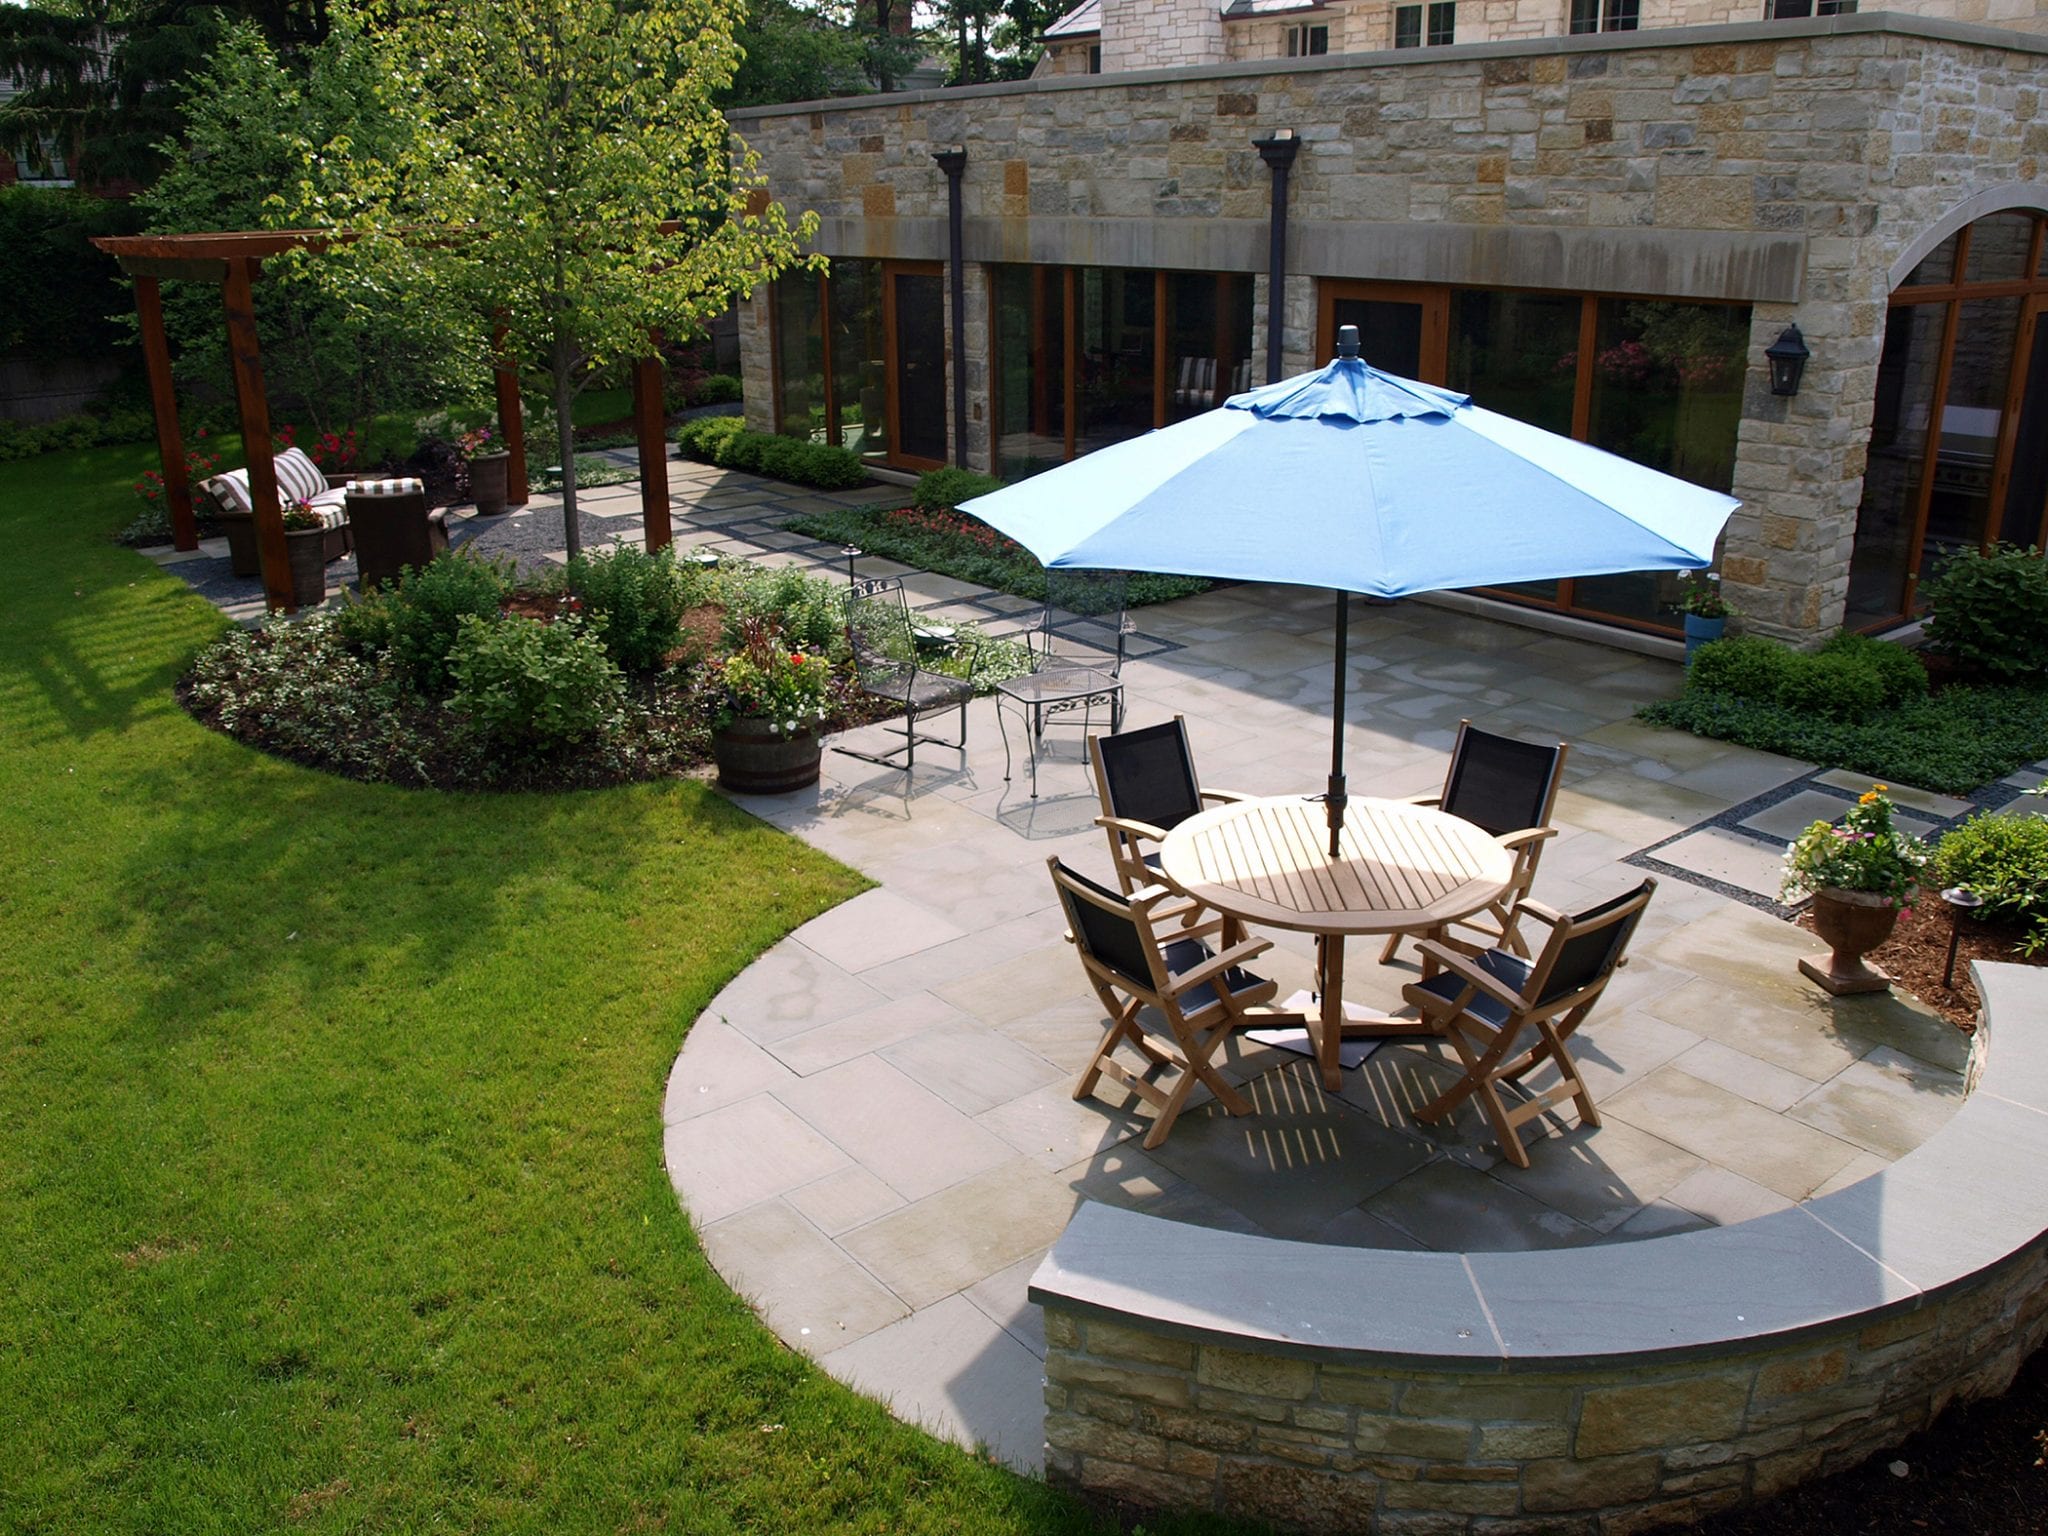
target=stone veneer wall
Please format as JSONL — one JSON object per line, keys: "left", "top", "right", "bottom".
{"left": 1039, "top": 1263, "right": 2048, "bottom": 1533}
{"left": 1104, "top": 0, "right": 1228, "bottom": 68}
{"left": 731, "top": 15, "right": 2048, "bottom": 642}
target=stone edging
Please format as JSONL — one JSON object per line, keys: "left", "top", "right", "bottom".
{"left": 1026, "top": 960, "right": 2048, "bottom": 1531}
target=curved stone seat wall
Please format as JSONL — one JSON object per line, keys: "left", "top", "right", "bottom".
{"left": 1027, "top": 961, "right": 2048, "bottom": 1534}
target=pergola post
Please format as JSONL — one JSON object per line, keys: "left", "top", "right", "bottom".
{"left": 222, "top": 256, "right": 292, "bottom": 612}
{"left": 492, "top": 321, "right": 529, "bottom": 506}
{"left": 133, "top": 276, "right": 198, "bottom": 551}
{"left": 633, "top": 332, "right": 671, "bottom": 551}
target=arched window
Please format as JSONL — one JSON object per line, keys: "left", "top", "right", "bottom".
{"left": 1847, "top": 211, "right": 2048, "bottom": 629}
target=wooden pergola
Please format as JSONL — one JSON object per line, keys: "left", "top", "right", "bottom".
{"left": 91, "top": 228, "right": 676, "bottom": 613}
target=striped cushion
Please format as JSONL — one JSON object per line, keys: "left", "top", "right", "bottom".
{"left": 274, "top": 447, "right": 328, "bottom": 504}
{"left": 347, "top": 477, "right": 425, "bottom": 497}
{"left": 201, "top": 470, "right": 253, "bottom": 515}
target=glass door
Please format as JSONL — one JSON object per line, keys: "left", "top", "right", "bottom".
{"left": 885, "top": 262, "right": 948, "bottom": 470}
{"left": 1317, "top": 282, "right": 1447, "bottom": 380}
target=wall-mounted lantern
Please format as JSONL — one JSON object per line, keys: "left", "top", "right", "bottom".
{"left": 1765, "top": 323, "right": 1810, "bottom": 397}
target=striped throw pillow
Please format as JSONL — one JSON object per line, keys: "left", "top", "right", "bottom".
{"left": 347, "top": 478, "right": 426, "bottom": 497}
{"left": 274, "top": 447, "right": 328, "bottom": 504}
{"left": 201, "top": 471, "right": 253, "bottom": 515}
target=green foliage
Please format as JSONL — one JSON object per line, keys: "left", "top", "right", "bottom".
{"left": 721, "top": 0, "right": 876, "bottom": 107}
{"left": 788, "top": 504, "right": 1211, "bottom": 608}
{"left": 1923, "top": 544, "right": 2048, "bottom": 684}
{"left": 307, "top": 0, "right": 818, "bottom": 558}
{"left": 716, "top": 563, "right": 847, "bottom": 657}
{"left": 141, "top": 18, "right": 458, "bottom": 432}
{"left": 914, "top": 467, "right": 1003, "bottom": 512}
{"left": 677, "top": 413, "right": 747, "bottom": 461}
{"left": 1640, "top": 685, "right": 2048, "bottom": 796}
{"left": 696, "top": 374, "right": 744, "bottom": 405}
{"left": 447, "top": 613, "right": 625, "bottom": 752}
{"left": 333, "top": 550, "right": 512, "bottom": 693}
{"left": 1685, "top": 632, "right": 1925, "bottom": 722}
{"left": 1932, "top": 807, "right": 2048, "bottom": 952}
{"left": 708, "top": 619, "right": 834, "bottom": 734}
{"left": 564, "top": 545, "right": 702, "bottom": 673}
{"left": 0, "top": 186, "right": 142, "bottom": 365}
{"left": 1780, "top": 785, "right": 1929, "bottom": 904}
{"left": 0, "top": 406, "right": 155, "bottom": 464}
{"left": 537, "top": 453, "right": 637, "bottom": 494}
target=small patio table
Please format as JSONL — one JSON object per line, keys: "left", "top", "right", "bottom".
{"left": 1157, "top": 795, "right": 1515, "bottom": 1091}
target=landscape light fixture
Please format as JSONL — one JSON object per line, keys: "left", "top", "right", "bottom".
{"left": 1765, "top": 323, "right": 1810, "bottom": 397}
{"left": 1940, "top": 886, "right": 1985, "bottom": 990}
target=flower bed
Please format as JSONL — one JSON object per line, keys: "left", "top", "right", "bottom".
{"left": 181, "top": 547, "right": 1023, "bottom": 791}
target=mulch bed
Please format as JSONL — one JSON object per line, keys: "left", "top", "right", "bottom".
{"left": 1793, "top": 898, "right": 2039, "bottom": 1032}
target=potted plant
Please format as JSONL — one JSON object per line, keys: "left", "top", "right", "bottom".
{"left": 459, "top": 424, "right": 511, "bottom": 516}
{"left": 707, "top": 619, "right": 834, "bottom": 793}
{"left": 1674, "top": 570, "right": 1733, "bottom": 664}
{"left": 281, "top": 499, "right": 331, "bottom": 608}
{"left": 1781, "top": 785, "right": 1930, "bottom": 995}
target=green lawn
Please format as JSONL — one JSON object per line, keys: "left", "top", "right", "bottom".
{"left": 0, "top": 447, "right": 1168, "bottom": 1533}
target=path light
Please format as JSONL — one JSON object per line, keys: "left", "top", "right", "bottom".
{"left": 843, "top": 544, "right": 863, "bottom": 584}
{"left": 1766, "top": 324, "right": 1810, "bottom": 397}
{"left": 1941, "top": 886, "right": 1985, "bottom": 989}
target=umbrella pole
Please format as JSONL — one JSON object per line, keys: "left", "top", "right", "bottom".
{"left": 1327, "top": 588, "right": 1348, "bottom": 858}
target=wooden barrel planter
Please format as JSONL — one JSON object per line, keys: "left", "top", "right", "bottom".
{"left": 713, "top": 718, "right": 823, "bottom": 793}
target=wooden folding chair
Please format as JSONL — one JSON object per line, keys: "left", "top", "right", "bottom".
{"left": 1088, "top": 716, "right": 1252, "bottom": 897}
{"left": 1400, "top": 878, "right": 1655, "bottom": 1169}
{"left": 1050, "top": 858, "right": 1278, "bottom": 1150}
{"left": 1384, "top": 718, "right": 1570, "bottom": 967}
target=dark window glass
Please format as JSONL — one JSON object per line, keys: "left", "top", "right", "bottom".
{"left": 773, "top": 274, "right": 825, "bottom": 442}
{"left": 892, "top": 272, "right": 948, "bottom": 464}
{"left": 1578, "top": 299, "right": 1749, "bottom": 626}
{"left": 994, "top": 265, "right": 1068, "bottom": 480}
{"left": 1569, "top": 0, "right": 1600, "bottom": 32}
{"left": 1167, "top": 273, "right": 1254, "bottom": 423}
{"left": 1088, "top": 44, "right": 1101, "bottom": 72}
{"left": 828, "top": 259, "right": 888, "bottom": 461}
{"left": 1962, "top": 211, "right": 2035, "bottom": 284}
{"left": 1607, "top": 0, "right": 1639, "bottom": 29}
{"left": 1998, "top": 318, "right": 2048, "bottom": 549}
{"left": 1916, "top": 296, "right": 2024, "bottom": 589}
{"left": 1330, "top": 297, "right": 1424, "bottom": 377}
{"left": 1902, "top": 233, "right": 1958, "bottom": 287}
{"left": 1076, "top": 268, "right": 1155, "bottom": 453}
{"left": 1394, "top": 5, "right": 1421, "bottom": 47}
{"left": 1426, "top": 1, "right": 1455, "bottom": 45}
{"left": 1820, "top": 0, "right": 1857, "bottom": 13}
{"left": 1447, "top": 290, "right": 1581, "bottom": 434}
{"left": 1288, "top": 23, "right": 1329, "bottom": 55}
{"left": 1847, "top": 303, "right": 1947, "bottom": 626}
{"left": 1766, "top": 0, "right": 1812, "bottom": 16}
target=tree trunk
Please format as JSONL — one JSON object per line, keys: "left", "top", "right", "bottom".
{"left": 552, "top": 331, "right": 580, "bottom": 560}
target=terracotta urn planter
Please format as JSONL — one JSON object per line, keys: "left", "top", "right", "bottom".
{"left": 712, "top": 718, "right": 823, "bottom": 793}
{"left": 467, "top": 451, "right": 511, "bottom": 516}
{"left": 1799, "top": 887, "right": 1907, "bottom": 996}
{"left": 285, "top": 525, "right": 330, "bottom": 609}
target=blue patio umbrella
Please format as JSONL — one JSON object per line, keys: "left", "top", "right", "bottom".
{"left": 959, "top": 328, "right": 1739, "bottom": 853}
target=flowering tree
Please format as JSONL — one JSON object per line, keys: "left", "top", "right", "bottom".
{"left": 303, "top": 0, "right": 817, "bottom": 555}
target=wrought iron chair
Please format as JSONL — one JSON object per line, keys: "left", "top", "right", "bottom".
{"left": 1088, "top": 716, "right": 1252, "bottom": 896}
{"left": 834, "top": 576, "right": 979, "bottom": 772}
{"left": 1051, "top": 857, "right": 1278, "bottom": 1151}
{"left": 1383, "top": 719, "right": 1570, "bottom": 966}
{"left": 997, "top": 569, "right": 1130, "bottom": 797}
{"left": 1401, "top": 878, "right": 1655, "bottom": 1169}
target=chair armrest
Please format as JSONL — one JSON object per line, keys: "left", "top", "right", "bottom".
{"left": 1201, "top": 788, "right": 1256, "bottom": 805}
{"left": 1408, "top": 941, "right": 1528, "bottom": 1011}
{"left": 1166, "top": 936, "right": 1274, "bottom": 996}
{"left": 1497, "top": 827, "right": 1558, "bottom": 853}
{"left": 1097, "top": 814, "right": 1170, "bottom": 844}
{"left": 1512, "top": 898, "right": 1569, "bottom": 933}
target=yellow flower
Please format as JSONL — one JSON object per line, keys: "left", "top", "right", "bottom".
{"left": 1860, "top": 784, "right": 1889, "bottom": 805}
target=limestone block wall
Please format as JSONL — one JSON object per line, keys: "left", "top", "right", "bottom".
{"left": 730, "top": 15, "right": 2048, "bottom": 642}
{"left": 1104, "top": 0, "right": 1227, "bottom": 68}
{"left": 1040, "top": 1270, "right": 2048, "bottom": 1531}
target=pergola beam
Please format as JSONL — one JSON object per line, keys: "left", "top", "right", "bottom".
{"left": 133, "top": 275, "right": 197, "bottom": 552}
{"left": 222, "top": 257, "right": 293, "bottom": 612}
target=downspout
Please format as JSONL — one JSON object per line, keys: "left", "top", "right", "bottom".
{"left": 933, "top": 145, "right": 969, "bottom": 467}
{"left": 1256, "top": 129, "right": 1300, "bottom": 385}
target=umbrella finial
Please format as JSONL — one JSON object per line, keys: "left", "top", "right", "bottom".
{"left": 1336, "top": 325, "right": 1361, "bottom": 361}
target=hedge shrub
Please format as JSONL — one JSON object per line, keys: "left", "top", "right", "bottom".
{"left": 674, "top": 417, "right": 866, "bottom": 490}
{"left": 1686, "top": 631, "right": 1926, "bottom": 722}
{"left": 448, "top": 614, "right": 625, "bottom": 754}
{"left": 1931, "top": 807, "right": 2048, "bottom": 952}
{"left": 913, "top": 467, "right": 1003, "bottom": 512}
{"left": 1924, "top": 544, "right": 2048, "bottom": 684}
{"left": 565, "top": 545, "right": 703, "bottom": 673}
{"left": 0, "top": 407, "right": 156, "bottom": 464}
{"left": 333, "top": 550, "right": 513, "bottom": 693}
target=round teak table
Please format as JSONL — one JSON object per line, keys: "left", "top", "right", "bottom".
{"left": 1157, "top": 795, "right": 1515, "bottom": 1090}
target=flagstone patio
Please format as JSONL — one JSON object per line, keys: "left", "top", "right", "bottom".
{"left": 149, "top": 455, "right": 1988, "bottom": 1477}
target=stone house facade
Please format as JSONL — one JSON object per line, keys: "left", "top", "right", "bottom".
{"left": 731, "top": 12, "right": 2048, "bottom": 645}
